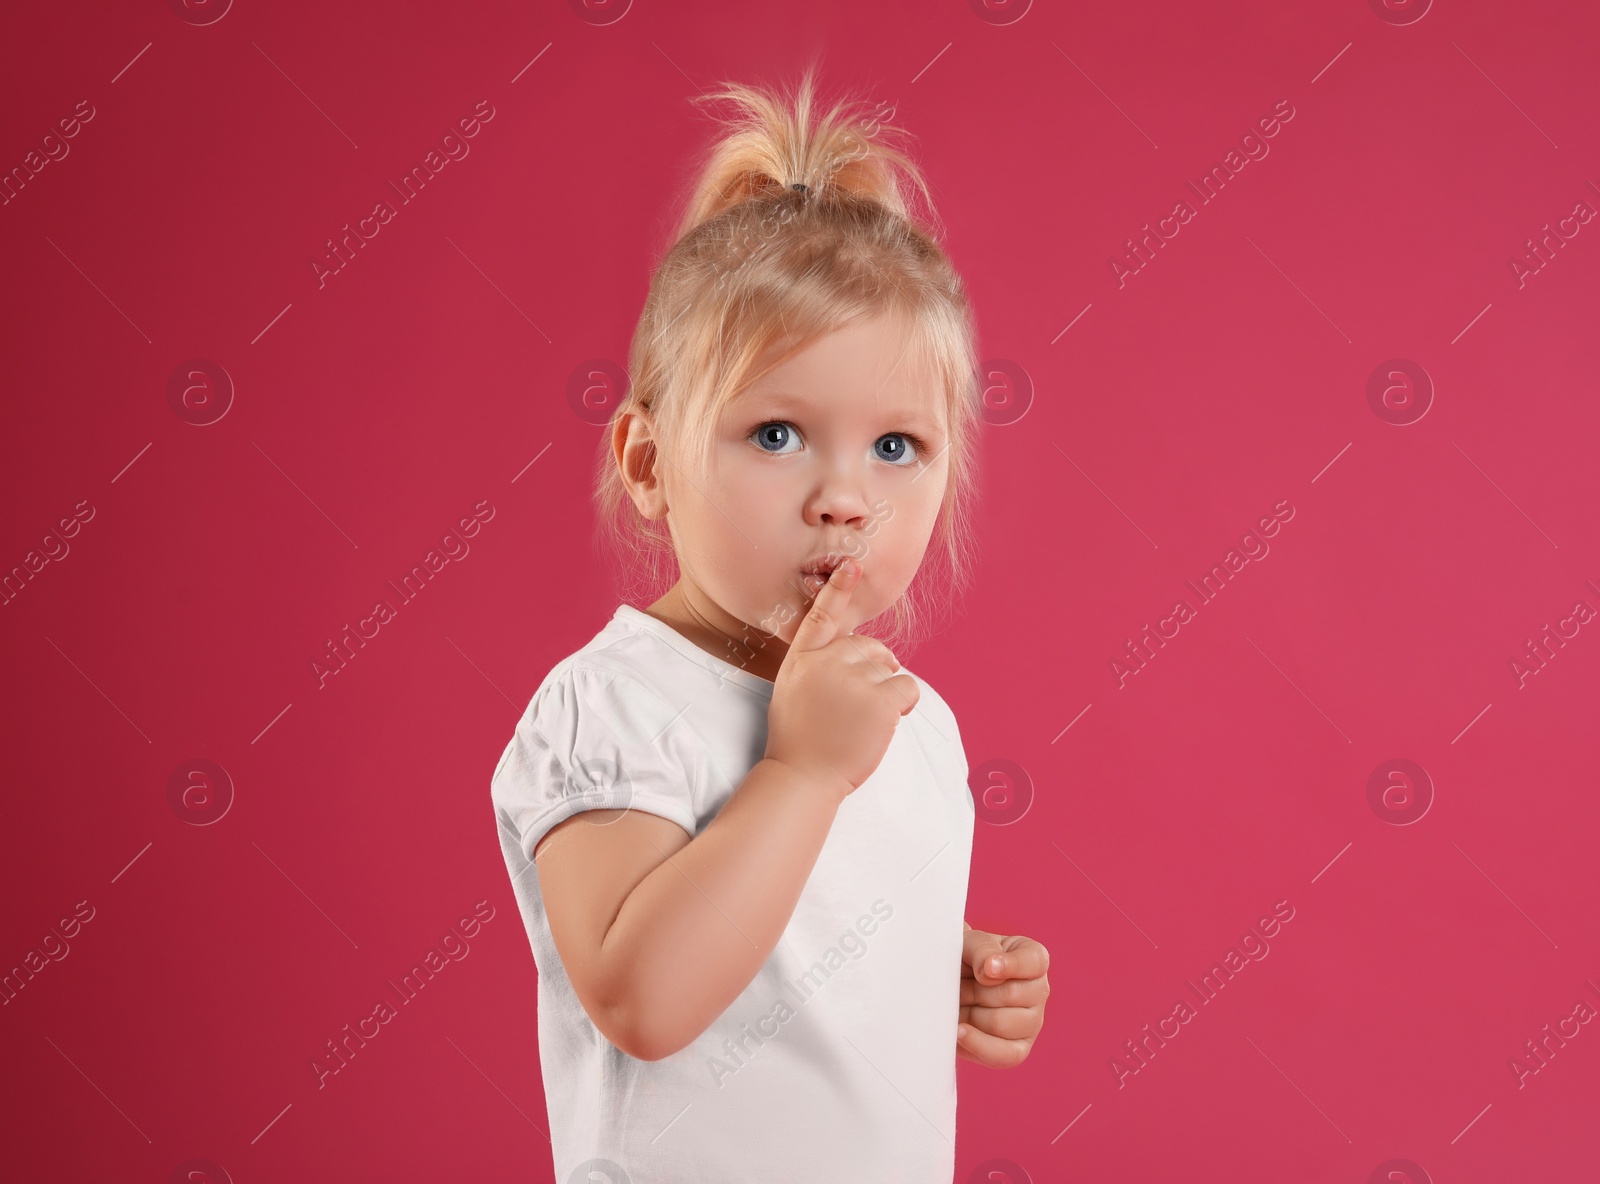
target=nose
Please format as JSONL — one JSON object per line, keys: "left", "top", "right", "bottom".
{"left": 804, "top": 466, "right": 873, "bottom": 529}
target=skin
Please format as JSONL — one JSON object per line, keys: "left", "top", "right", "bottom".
{"left": 595, "top": 307, "right": 1050, "bottom": 1067}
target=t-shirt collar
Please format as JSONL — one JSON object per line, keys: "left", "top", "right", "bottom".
{"left": 611, "top": 604, "right": 777, "bottom": 698}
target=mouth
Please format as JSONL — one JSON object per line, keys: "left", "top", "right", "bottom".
{"left": 798, "top": 554, "right": 848, "bottom": 591}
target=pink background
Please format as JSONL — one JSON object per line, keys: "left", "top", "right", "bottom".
{"left": 3, "top": 1, "right": 1598, "bottom": 1181}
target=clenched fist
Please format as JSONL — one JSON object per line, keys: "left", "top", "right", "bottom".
{"left": 957, "top": 923, "right": 1050, "bottom": 1068}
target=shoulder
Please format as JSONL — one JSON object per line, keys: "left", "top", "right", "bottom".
{"left": 523, "top": 656, "right": 674, "bottom": 728}
{"left": 501, "top": 659, "right": 687, "bottom": 779}
{"left": 504, "top": 608, "right": 679, "bottom": 727}
{"left": 903, "top": 667, "right": 964, "bottom": 753}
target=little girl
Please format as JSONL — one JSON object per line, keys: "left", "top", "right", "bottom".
{"left": 490, "top": 71, "right": 1048, "bottom": 1183}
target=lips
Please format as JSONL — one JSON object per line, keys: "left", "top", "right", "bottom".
{"left": 800, "top": 553, "right": 847, "bottom": 579}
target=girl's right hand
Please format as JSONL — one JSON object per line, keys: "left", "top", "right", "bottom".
{"left": 762, "top": 558, "right": 920, "bottom": 800}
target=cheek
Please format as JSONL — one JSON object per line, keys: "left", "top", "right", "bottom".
{"left": 874, "top": 484, "right": 942, "bottom": 561}
{"left": 686, "top": 460, "right": 794, "bottom": 577}
{"left": 713, "top": 446, "right": 791, "bottom": 505}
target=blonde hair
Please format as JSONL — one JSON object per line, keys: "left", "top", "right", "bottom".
{"left": 593, "top": 68, "right": 982, "bottom": 654}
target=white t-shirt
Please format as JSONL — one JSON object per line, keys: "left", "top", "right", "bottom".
{"left": 490, "top": 603, "right": 974, "bottom": 1184}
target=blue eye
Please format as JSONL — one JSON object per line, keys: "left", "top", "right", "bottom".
{"left": 750, "top": 422, "right": 800, "bottom": 454}
{"left": 748, "top": 422, "right": 925, "bottom": 466}
{"left": 874, "top": 433, "right": 923, "bottom": 466}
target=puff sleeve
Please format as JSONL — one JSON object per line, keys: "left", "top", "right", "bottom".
{"left": 491, "top": 665, "right": 704, "bottom": 862}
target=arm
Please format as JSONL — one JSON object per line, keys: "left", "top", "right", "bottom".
{"left": 534, "top": 757, "right": 846, "bottom": 1061}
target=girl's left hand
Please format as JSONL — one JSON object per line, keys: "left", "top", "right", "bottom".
{"left": 957, "top": 925, "right": 1049, "bottom": 1067}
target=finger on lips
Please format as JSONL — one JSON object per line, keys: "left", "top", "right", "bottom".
{"left": 792, "top": 556, "right": 857, "bottom": 650}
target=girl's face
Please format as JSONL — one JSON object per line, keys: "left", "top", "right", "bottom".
{"left": 647, "top": 309, "right": 951, "bottom": 680}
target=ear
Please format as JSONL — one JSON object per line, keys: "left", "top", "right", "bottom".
{"left": 614, "top": 408, "right": 669, "bottom": 521}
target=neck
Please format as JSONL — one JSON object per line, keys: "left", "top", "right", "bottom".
{"left": 645, "top": 580, "right": 790, "bottom": 683}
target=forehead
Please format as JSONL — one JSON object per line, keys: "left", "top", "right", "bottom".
{"left": 732, "top": 313, "right": 945, "bottom": 423}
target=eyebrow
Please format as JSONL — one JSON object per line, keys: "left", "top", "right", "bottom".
{"left": 737, "top": 390, "right": 945, "bottom": 430}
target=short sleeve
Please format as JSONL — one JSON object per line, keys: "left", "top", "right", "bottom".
{"left": 491, "top": 665, "right": 702, "bottom": 861}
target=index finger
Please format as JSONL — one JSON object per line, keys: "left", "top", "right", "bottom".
{"left": 789, "top": 556, "right": 861, "bottom": 652}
